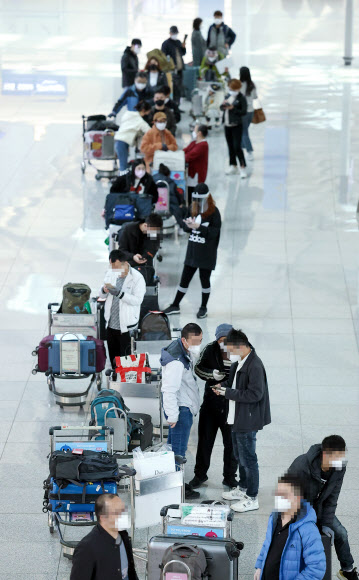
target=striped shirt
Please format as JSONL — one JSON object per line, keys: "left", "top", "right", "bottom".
{"left": 108, "top": 276, "right": 126, "bottom": 330}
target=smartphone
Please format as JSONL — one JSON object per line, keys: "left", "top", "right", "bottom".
{"left": 184, "top": 34, "right": 188, "bottom": 42}
{"left": 105, "top": 283, "right": 116, "bottom": 290}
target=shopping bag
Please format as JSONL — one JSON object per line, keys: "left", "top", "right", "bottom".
{"left": 252, "top": 99, "right": 266, "bottom": 124}
{"left": 115, "top": 353, "right": 151, "bottom": 383}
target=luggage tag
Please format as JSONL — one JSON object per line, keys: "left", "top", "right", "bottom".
{"left": 72, "top": 448, "right": 84, "bottom": 455}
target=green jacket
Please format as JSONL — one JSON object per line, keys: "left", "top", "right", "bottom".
{"left": 199, "top": 52, "right": 229, "bottom": 82}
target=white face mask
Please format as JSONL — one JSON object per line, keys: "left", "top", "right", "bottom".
{"left": 115, "top": 512, "right": 130, "bottom": 531}
{"left": 135, "top": 168, "right": 146, "bottom": 179}
{"left": 274, "top": 495, "right": 292, "bottom": 512}
{"left": 156, "top": 122, "right": 166, "bottom": 131}
{"left": 229, "top": 354, "right": 241, "bottom": 363}
{"left": 171, "top": 34, "right": 178, "bottom": 41}
{"left": 214, "top": 18, "right": 222, "bottom": 26}
{"left": 148, "top": 232, "right": 158, "bottom": 239}
{"left": 135, "top": 82, "right": 146, "bottom": 91}
{"left": 229, "top": 90, "right": 239, "bottom": 97}
{"left": 133, "top": 45, "right": 141, "bottom": 54}
{"left": 208, "top": 56, "right": 217, "bottom": 62}
{"left": 330, "top": 458, "right": 345, "bottom": 470}
{"left": 192, "top": 130, "right": 197, "bottom": 140}
{"left": 188, "top": 344, "right": 201, "bottom": 358}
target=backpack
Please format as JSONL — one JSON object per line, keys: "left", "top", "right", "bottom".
{"left": 61, "top": 283, "right": 91, "bottom": 314}
{"left": 160, "top": 544, "right": 208, "bottom": 580}
{"left": 49, "top": 449, "right": 119, "bottom": 484}
{"left": 140, "top": 312, "right": 171, "bottom": 341}
{"left": 105, "top": 192, "right": 137, "bottom": 228}
{"left": 90, "top": 389, "right": 133, "bottom": 443}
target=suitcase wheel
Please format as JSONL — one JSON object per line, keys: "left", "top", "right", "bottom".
{"left": 96, "top": 374, "right": 102, "bottom": 390}
{"left": 95, "top": 173, "right": 101, "bottom": 181}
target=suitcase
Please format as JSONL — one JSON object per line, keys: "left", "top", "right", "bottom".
{"left": 321, "top": 533, "right": 332, "bottom": 580}
{"left": 47, "top": 337, "right": 96, "bottom": 375}
{"left": 182, "top": 65, "right": 200, "bottom": 100}
{"left": 147, "top": 535, "right": 241, "bottom": 580}
{"left": 129, "top": 412, "right": 153, "bottom": 451}
{"left": 62, "top": 283, "right": 91, "bottom": 314}
{"left": 88, "top": 337, "right": 106, "bottom": 372}
{"left": 48, "top": 477, "right": 117, "bottom": 513}
{"left": 140, "top": 291, "right": 160, "bottom": 323}
{"left": 35, "top": 335, "right": 54, "bottom": 372}
{"left": 153, "top": 150, "right": 185, "bottom": 173}
{"left": 192, "top": 91, "right": 204, "bottom": 117}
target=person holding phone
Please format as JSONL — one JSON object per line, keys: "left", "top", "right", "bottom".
{"left": 161, "top": 26, "right": 187, "bottom": 104}
{"left": 118, "top": 214, "right": 163, "bottom": 270}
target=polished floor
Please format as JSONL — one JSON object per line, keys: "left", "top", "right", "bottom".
{"left": 1, "top": 1, "right": 359, "bottom": 578}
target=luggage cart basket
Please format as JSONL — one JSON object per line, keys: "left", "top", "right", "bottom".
{"left": 43, "top": 425, "right": 136, "bottom": 558}
{"left": 160, "top": 501, "right": 238, "bottom": 539}
{"left": 81, "top": 114, "right": 119, "bottom": 180}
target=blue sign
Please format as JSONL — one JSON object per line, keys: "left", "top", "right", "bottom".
{"left": 2, "top": 72, "right": 67, "bottom": 96}
{"left": 55, "top": 441, "right": 108, "bottom": 452}
{"left": 167, "top": 525, "right": 224, "bottom": 538}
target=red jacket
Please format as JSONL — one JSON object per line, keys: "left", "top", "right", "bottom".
{"left": 184, "top": 140, "right": 208, "bottom": 183}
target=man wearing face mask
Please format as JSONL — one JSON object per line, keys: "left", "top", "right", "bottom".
{"left": 121, "top": 38, "right": 142, "bottom": 88}
{"left": 254, "top": 475, "right": 326, "bottom": 580}
{"left": 199, "top": 46, "right": 229, "bottom": 82}
{"left": 70, "top": 494, "right": 138, "bottom": 580}
{"left": 161, "top": 26, "right": 187, "bottom": 104}
{"left": 207, "top": 10, "right": 236, "bottom": 57}
{"left": 140, "top": 112, "right": 178, "bottom": 170}
{"left": 108, "top": 72, "right": 152, "bottom": 118}
{"left": 214, "top": 328, "right": 271, "bottom": 513}
{"left": 118, "top": 213, "right": 163, "bottom": 268}
{"left": 287, "top": 435, "right": 358, "bottom": 580}
{"left": 183, "top": 125, "right": 209, "bottom": 204}
{"left": 188, "top": 324, "right": 239, "bottom": 490}
{"left": 99, "top": 249, "right": 146, "bottom": 367}
{"left": 160, "top": 322, "right": 203, "bottom": 500}
{"left": 162, "top": 85, "right": 181, "bottom": 123}
{"left": 148, "top": 89, "right": 177, "bottom": 136}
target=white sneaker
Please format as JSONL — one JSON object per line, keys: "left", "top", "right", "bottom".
{"left": 231, "top": 495, "right": 259, "bottom": 513}
{"left": 225, "top": 165, "right": 238, "bottom": 175}
{"left": 247, "top": 152, "right": 254, "bottom": 161}
{"left": 222, "top": 487, "right": 246, "bottom": 501}
{"left": 239, "top": 168, "right": 247, "bottom": 179}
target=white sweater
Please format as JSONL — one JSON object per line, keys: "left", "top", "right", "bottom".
{"left": 115, "top": 111, "right": 150, "bottom": 146}
{"left": 240, "top": 82, "right": 258, "bottom": 113}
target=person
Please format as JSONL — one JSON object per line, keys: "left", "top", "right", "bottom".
{"left": 70, "top": 494, "right": 138, "bottom": 580}
{"left": 192, "top": 18, "right": 207, "bottom": 67}
{"left": 189, "top": 324, "right": 239, "bottom": 490}
{"left": 162, "top": 85, "right": 181, "bottom": 123}
{"left": 148, "top": 89, "right": 177, "bottom": 136}
{"left": 121, "top": 38, "right": 142, "bottom": 88}
{"left": 160, "top": 322, "right": 203, "bottom": 499}
{"left": 287, "top": 435, "right": 358, "bottom": 580}
{"left": 110, "top": 159, "right": 158, "bottom": 218}
{"left": 108, "top": 72, "right": 151, "bottom": 118}
{"left": 213, "top": 328, "right": 271, "bottom": 513}
{"left": 114, "top": 101, "right": 151, "bottom": 172}
{"left": 207, "top": 10, "right": 236, "bottom": 56}
{"left": 220, "top": 78, "right": 248, "bottom": 178}
{"left": 161, "top": 26, "right": 186, "bottom": 104}
{"left": 152, "top": 163, "right": 186, "bottom": 233}
{"left": 99, "top": 249, "right": 146, "bottom": 366}
{"left": 240, "top": 66, "right": 258, "bottom": 161}
{"left": 163, "top": 183, "right": 221, "bottom": 319}
{"left": 140, "top": 112, "right": 178, "bottom": 170}
{"left": 254, "top": 475, "right": 326, "bottom": 580}
{"left": 144, "top": 56, "right": 168, "bottom": 93}
{"left": 118, "top": 213, "right": 163, "bottom": 268}
{"left": 183, "top": 124, "right": 209, "bottom": 204}
{"left": 199, "top": 46, "right": 229, "bottom": 82}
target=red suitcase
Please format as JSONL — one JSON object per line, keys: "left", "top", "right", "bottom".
{"left": 34, "top": 335, "right": 54, "bottom": 373}
{"left": 88, "top": 337, "right": 106, "bottom": 372}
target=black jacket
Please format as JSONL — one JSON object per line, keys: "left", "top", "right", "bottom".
{"left": 147, "top": 70, "right": 169, "bottom": 95}
{"left": 287, "top": 444, "right": 345, "bottom": 528}
{"left": 207, "top": 23, "right": 236, "bottom": 48}
{"left": 165, "top": 98, "right": 181, "bottom": 123}
{"left": 195, "top": 340, "right": 232, "bottom": 409}
{"left": 183, "top": 207, "right": 221, "bottom": 271}
{"left": 121, "top": 47, "right": 139, "bottom": 88}
{"left": 118, "top": 221, "right": 160, "bottom": 266}
{"left": 110, "top": 171, "right": 158, "bottom": 203}
{"left": 148, "top": 105, "right": 177, "bottom": 136}
{"left": 70, "top": 524, "right": 137, "bottom": 580}
{"left": 161, "top": 38, "right": 186, "bottom": 69}
{"left": 220, "top": 92, "right": 247, "bottom": 125}
{"left": 222, "top": 348, "right": 271, "bottom": 433}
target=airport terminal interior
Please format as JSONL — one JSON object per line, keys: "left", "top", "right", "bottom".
{"left": 0, "top": 0, "right": 359, "bottom": 578}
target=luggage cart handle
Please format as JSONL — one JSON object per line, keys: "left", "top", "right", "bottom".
{"left": 48, "top": 302, "right": 60, "bottom": 310}
{"left": 160, "top": 504, "right": 180, "bottom": 517}
{"left": 49, "top": 425, "right": 114, "bottom": 435}
{"left": 118, "top": 465, "right": 136, "bottom": 477}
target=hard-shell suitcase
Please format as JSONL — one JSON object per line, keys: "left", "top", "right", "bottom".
{"left": 321, "top": 533, "right": 332, "bottom": 580}
{"left": 183, "top": 65, "right": 200, "bottom": 100}
{"left": 147, "top": 534, "right": 241, "bottom": 580}
{"left": 47, "top": 338, "right": 96, "bottom": 375}
{"left": 36, "top": 335, "right": 54, "bottom": 372}
{"left": 48, "top": 477, "right": 117, "bottom": 513}
{"left": 153, "top": 150, "right": 185, "bottom": 173}
{"left": 62, "top": 283, "right": 91, "bottom": 314}
{"left": 88, "top": 337, "right": 106, "bottom": 372}
{"left": 129, "top": 412, "right": 153, "bottom": 450}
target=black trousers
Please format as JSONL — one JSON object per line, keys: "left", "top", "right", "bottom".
{"left": 106, "top": 327, "right": 131, "bottom": 368}
{"left": 179, "top": 264, "right": 211, "bottom": 291}
{"left": 194, "top": 394, "right": 238, "bottom": 480}
{"left": 172, "top": 70, "right": 183, "bottom": 104}
{"left": 225, "top": 125, "right": 246, "bottom": 167}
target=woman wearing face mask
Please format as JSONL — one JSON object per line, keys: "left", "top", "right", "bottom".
{"left": 220, "top": 78, "right": 248, "bottom": 177}
{"left": 140, "top": 112, "right": 178, "bottom": 170}
{"left": 164, "top": 183, "right": 221, "bottom": 319}
{"left": 108, "top": 72, "right": 151, "bottom": 119}
{"left": 110, "top": 160, "right": 158, "bottom": 219}
{"left": 144, "top": 57, "right": 168, "bottom": 93}
{"left": 113, "top": 102, "right": 151, "bottom": 172}
{"left": 199, "top": 46, "right": 229, "bottom": 82}
{"left": 192, "top": 18, "right": 207, "bottom": 67}
{"left": 254, "top": 475, "right": 326, "bottom": 580}
{"left": 239, "top": 66, "right": 258, "bottom": 162}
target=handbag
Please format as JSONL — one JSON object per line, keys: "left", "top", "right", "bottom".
{"left": 115, "top": 353, "right": 151, "bottom": 383}
{"left": 252, "top": 98, "right": 266, "bottom": 124}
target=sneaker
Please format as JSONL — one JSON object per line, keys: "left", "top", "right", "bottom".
{"left": 231, "top": 495, "right": 259, "bottom": 513}
{"left": 247, "top": 152, "right": 254, "bottom": 161}
{"left": 337, "top": 569, "right": 359, "bottom": 580}
{"left": 196, "top": 307, "right": 207, "bottom": 319}
{"left": 185, "top": 483, "right": 200, "bottom": 500}
{"left": 189, "top": 475, "right": 208, "bottom": 489}
{"left": 239, "top": 168, "right": 247, "bottom": 179}
{"left": 222, "top": 487, "right": 246, "bottom": 501}
{"left": 225, "top": 165, "right": 238, "bottom": 175}
{"left": 178, "top": 227, "right": 185, "bottom": 236}
{"left": 222, "top": 477, "right": 239, "bottom": 488}
{"left": 163, "top": 305, "right": 180, "bottom": 315}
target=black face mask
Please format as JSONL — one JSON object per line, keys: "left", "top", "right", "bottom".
{"left": 155, "top": 99, "right": 165, "bottom": 107}
{"left": 149, "top": 64, "right": 159, "bottom": 71}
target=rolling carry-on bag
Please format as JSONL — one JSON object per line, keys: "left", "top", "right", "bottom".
{"left": 88, "top": 337, "right": 106, "bottom": 372}
{"left": 47, "top": 336, "right": 97, "bottom": 375}
{"left": 321, "top": 533, "right": 332, "bottom": 580}
{"left": 34, "top": 335, "right": 54, "bottom": 372}
{"left": 46, "top": 477, "right": 118, "bottom": 513}
{"left": 182, "top": 65, "right": 200, "bottom": 100}
{"left": 129, "top": 413, "right": 153, "bottom": 451}
{"left": 62, "top": 283, "right": 91, "bottom": 314}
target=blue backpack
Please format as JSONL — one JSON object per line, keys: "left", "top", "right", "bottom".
{"left": 90, "top": 389, "right": 132, "bottom": 442}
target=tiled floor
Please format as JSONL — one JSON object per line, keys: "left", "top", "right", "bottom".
{"left": 1, "top": 0, "right": 359, "bottom": 578}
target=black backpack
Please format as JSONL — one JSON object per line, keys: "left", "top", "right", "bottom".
{"left": 140, "top": 311, "right": 171, "bottom": 341}
{"left": 104, "top": 192, "right": 137, "bottom": 228}
{"left": 49, "top": 449, "right": 119, "bottom": 485}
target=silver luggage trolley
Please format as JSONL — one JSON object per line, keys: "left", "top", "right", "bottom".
{"left": 43, "top": 425, "right": 136, "bottom": 558}
{"left": 81, "top": 114, "right": 118, "bottom": 180}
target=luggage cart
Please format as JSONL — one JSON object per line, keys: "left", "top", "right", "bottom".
{"left": 153, "top": 150, "right": 188, "bottom": 206}
{"left": 81, "top": 114, "right": 119, "bottom": 180}
{"left": 190, "top": 81, "right": 226, "bottom": 130}
{"left": 154, "top": 179, "right": 177, "bottom": 236}
{"left": 43, "top": 425, "right": 136, "bottom": 558}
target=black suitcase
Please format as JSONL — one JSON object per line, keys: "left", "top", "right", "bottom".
{"left": 129, "top": 412, "right": 153, "bottom": 450}
{"left": 147, "top": 534, "right": 242, "bottom": 580}
{"left": 321, "top": 533, "right": 332, "bottom": 580}
{"left": 140, "top": 286, "right": 160, "bottom": 322}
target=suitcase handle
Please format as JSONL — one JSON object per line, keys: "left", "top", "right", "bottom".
{"left": 117, "top": 465, "right": 136, "bottom": 477}
{"left": 160, "top": 504, "right": 180, "bottom": 517}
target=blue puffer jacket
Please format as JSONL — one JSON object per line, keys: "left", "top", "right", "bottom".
{"left": 255, "top": 501, "right": 326, "bottom": 580}
{"left": 111, "top": 84, "right": 152, "bottom": 116}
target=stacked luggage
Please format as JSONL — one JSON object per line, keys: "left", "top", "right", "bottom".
{"left": 81, "top": 114, "right": 119, "bottom": 180}
{"left": 153, "top": 150, "right": 187, "bottom": 204}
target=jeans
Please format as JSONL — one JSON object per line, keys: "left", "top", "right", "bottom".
{"left": 331, "top": 516, "right": 354, "bottom": 571}
{"left": 231, "top": 430, "right": 259, "bottom": 499}
{"left": 224, "top": 125, "right": 246, "bottom": 167}
{"left": 114, "top": 140, "right": 129, "bottom": 172}
{"left": 241, "top": 111, "right": 254, "bottom": 153}
{"left": 167, "top": 406, "right": 193, "bottom": 459}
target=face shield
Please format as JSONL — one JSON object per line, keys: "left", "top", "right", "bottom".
{"left": 192, "top": 192, "right": 210, "bottom": 214}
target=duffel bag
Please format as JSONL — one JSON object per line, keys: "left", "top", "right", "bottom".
{"left": 160, "top": 543, "right": 208, "bottom": 580}
{"left": 115, "top": 353, "right": 151, "bottom": 383}
{"left": 49, "top": 450, "right": 119, "bottom": 483}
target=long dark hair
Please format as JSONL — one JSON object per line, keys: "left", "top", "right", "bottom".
{"left": 193, "top": 18, "right": 203, "bottom": 31}
{"left": 239, "top": 66, "right": 255, "bottom": 96}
